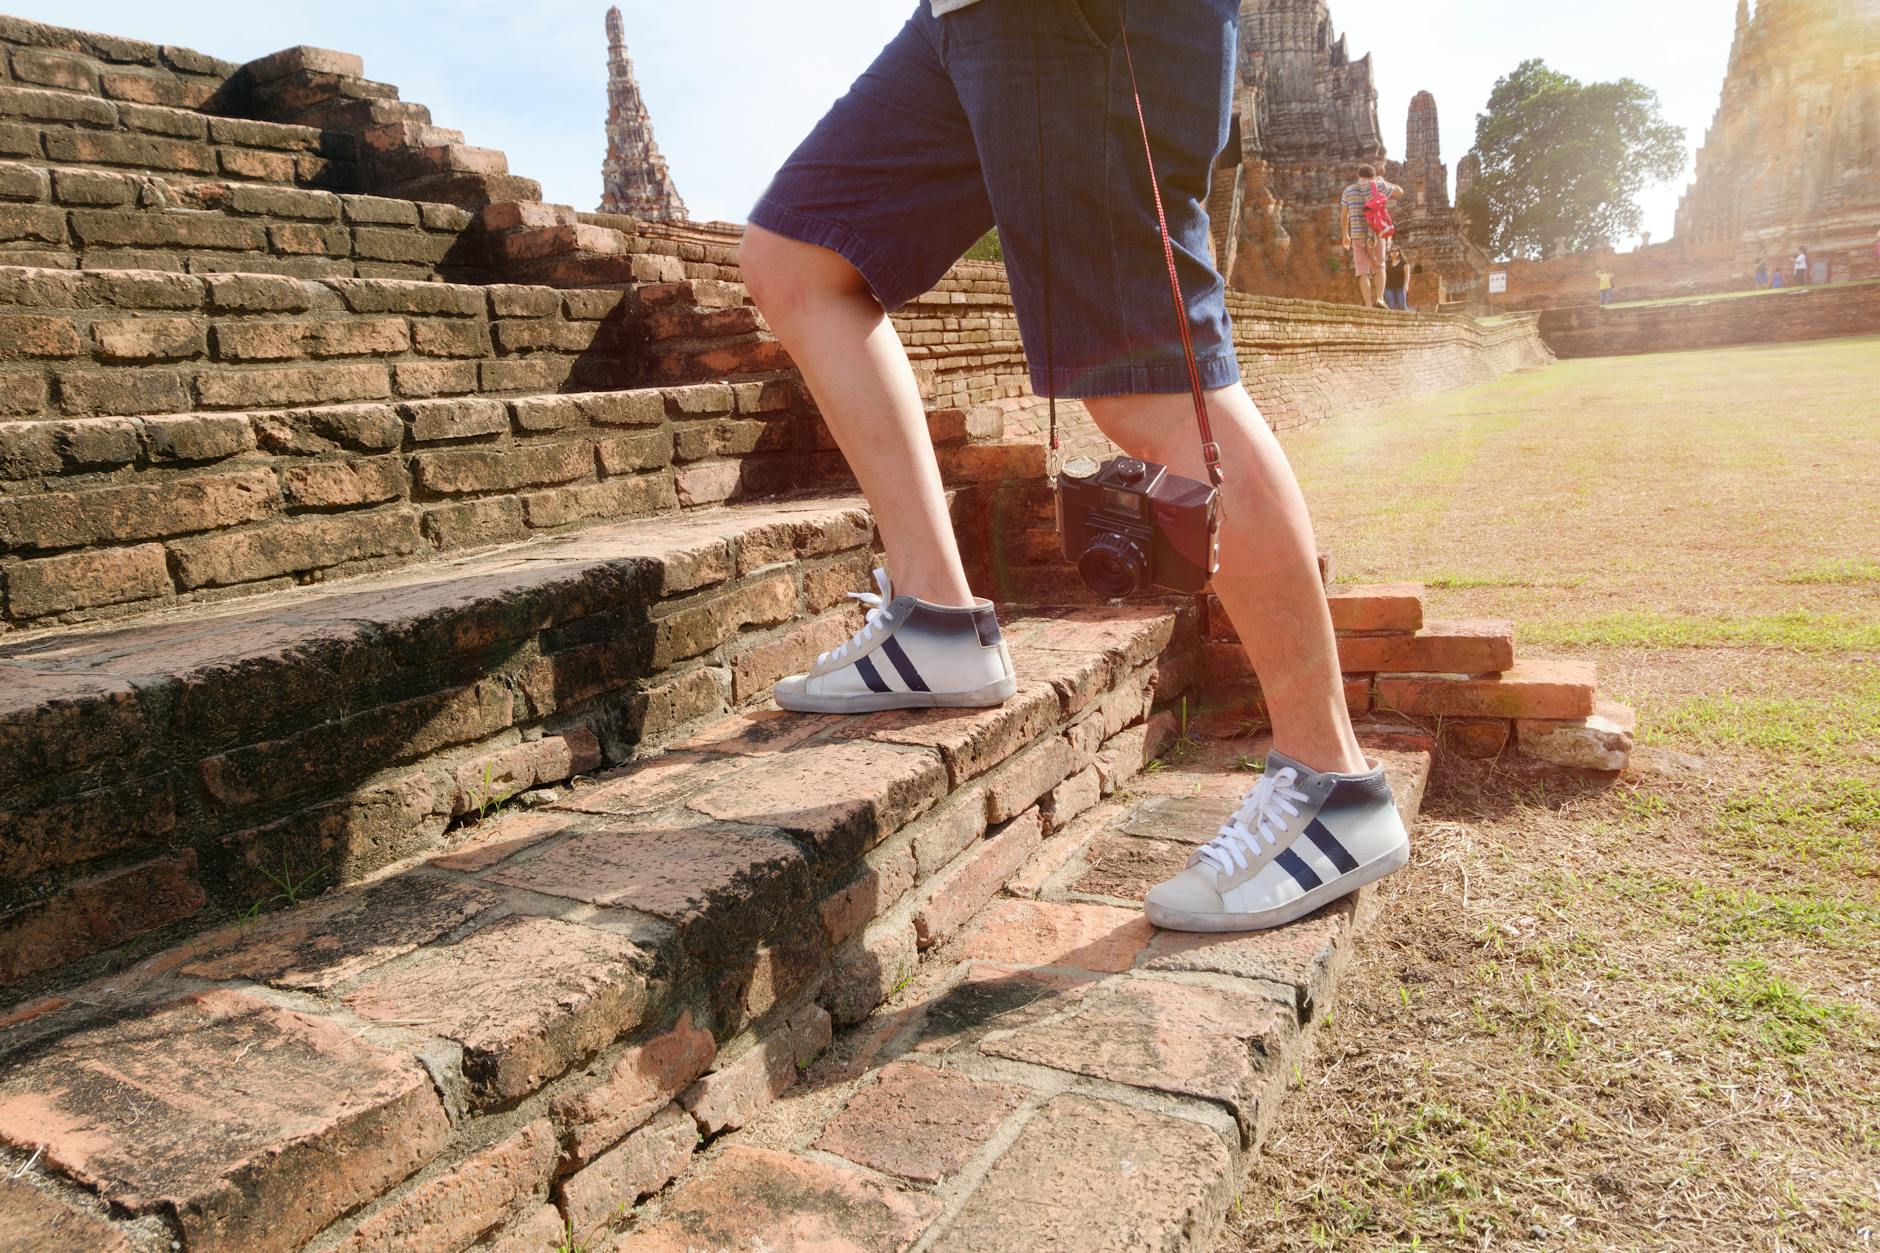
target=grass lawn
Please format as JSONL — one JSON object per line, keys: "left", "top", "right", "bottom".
{"left": 1225, "top": 335, "right": 1879, "bottom": 1251}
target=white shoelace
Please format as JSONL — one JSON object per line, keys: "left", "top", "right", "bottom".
{"left": 1196, "top": 767, "right": 1307, "bottom": 874}
{"left": 817, "top": 567, "right": 894, "bottom": 666}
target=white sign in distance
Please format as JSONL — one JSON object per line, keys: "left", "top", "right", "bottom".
{"left": 1488, "top": 271, "right": 1508, "bottom": 294}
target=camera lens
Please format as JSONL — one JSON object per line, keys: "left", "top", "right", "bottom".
{"left": 1079, "top": 532, "right": 1150, "bottom": 599}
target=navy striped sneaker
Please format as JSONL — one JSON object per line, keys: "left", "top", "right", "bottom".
{"left": 1143, "top": 750, "right": 1408, "bottom": 932}
{"left": 773, "top": 568, "right": 1017, "bottom": 714}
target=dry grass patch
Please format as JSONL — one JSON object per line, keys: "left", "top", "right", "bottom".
{"left": 1226, "top": 337, "right": 1879, "bottom": 1251}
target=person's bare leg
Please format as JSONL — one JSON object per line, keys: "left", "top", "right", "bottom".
{"left": 740, "top": 224, "right": 974, "bottom": 607}
{"left": 1084, "top": 386, "right": 1367, "bottom": 775}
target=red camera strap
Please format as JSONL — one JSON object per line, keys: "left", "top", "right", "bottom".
{"left": 1041, "top": 17, "right": 1224, "bottom": 488}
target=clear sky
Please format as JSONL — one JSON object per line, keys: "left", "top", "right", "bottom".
{"left": 22, "top": 1, "right": 1736, "bottom": 248}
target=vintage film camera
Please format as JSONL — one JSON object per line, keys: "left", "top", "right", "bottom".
{"left": 1055, "top": 455, "right": 1219, "bottom": 598}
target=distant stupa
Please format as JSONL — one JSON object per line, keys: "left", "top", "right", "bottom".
{"left": 599, "top": 6, "right": 687, "bottom": 220}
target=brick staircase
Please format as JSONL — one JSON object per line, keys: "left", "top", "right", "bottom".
{"left": 0, "top": 16, "right": 1628, "bottom": 1252}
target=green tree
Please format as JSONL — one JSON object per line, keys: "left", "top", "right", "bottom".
{"left": 1459, "top": 59, "right": 1686, "bottom": 261}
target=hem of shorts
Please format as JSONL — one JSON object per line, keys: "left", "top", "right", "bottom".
{"left": 1033, "top": 348, "right": 1241, "bottom": 400}
{"left": 748, "top": 198, "right": 922, "bottom": 313}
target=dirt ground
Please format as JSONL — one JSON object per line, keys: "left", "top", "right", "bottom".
{"left": 1222, "top": 335, "right": 1879, "bottom": 1252}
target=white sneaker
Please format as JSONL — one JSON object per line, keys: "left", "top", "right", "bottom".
{"left": 1143, "top": 750, "right": 1409, "bottom": 932}
{"left": 773, "top": 568, "right": 1017, "bottom": 714}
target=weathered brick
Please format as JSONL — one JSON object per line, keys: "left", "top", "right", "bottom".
{"left": 679, "top": 1006, "right": 832, "bottom": 1135}
{"left": 0, "top": 1177, "right": 130, "bottom": 1253}
{"left": 70, "top": 208, "right": 264, "bottom": 251}
{"left": 4, "top": 542, "right": 170, "bottom": 616}
{"left": 486, "top": 284, "right": 560, "bottom": 318}
{"left": 1518, "top": 699, "right": 1636, "bottom": 771}
{"left": 10, "top": 49, "right": 96, "bottom": 92}
{"left": 217, "top": 145, "right": 299, "bottom": 182}
{"left": 557, "top": 1103, "right": 696, "bottom": 1238}
{"left": 195, "top": 362, "right": 390, "bottom": 408}
{"left": 142, "top": 412, "right": 254, "bottom": 461}
{"left": 957, "top": 898, "right": 1156, "bottom": 974}
{"left": 552, "top": 1010, "right": 717, "bottom": 1164}
{"left": 55, "top": 367, "right": 187, "bottom": 416}
{"left": 1376, "top": 659, "right": 1597, "bottom": 720}
{"left": 927, "top": 1095, "right": 1232, "bottom": 1253}
{"left": 492, "top": 317, "right": 597, "bottom": 353}
{"left": 91, "top": 315, "right": 205, "bottom": 362}
{"left": 414, "top": 440, "right": 591, "bottom": 495}
{"left": 983, "top": 976, "right": 1287, "bottom": 1138}
{"left": 0, "top": 988, "right": 451, "bottom": 1251}
{"left": 521, "top": 475, "right": 677, "bottom": 529}
{"left": 0, "top": 313, "right": 79, "bottom": 357}
{"left": 421, "top": 496, "right": 526, "bottom": 550}
{"left": 225, "top": 183, "right": 341, "bottom": 220}
{"left": 354, "top": 227, "right": 454, "bottom": 265}
{"left": 400, "top": 395, "right": 507, "bottom": 442}
{"left": 626, "top": 664, "right": 729, "bottom": 739}
{"left": 393, "top": 358, "right": 479, "bottom": 398}
{"left": 330, "top": 1118, "right": 557, "bottom": 1253}
{"left": 51, "top": 167, "right": 137, "bottom": 206}
{"left": 0, "top": 266, "right": 83, "bottom": 306}
{"left": 117, "top": 102, "right": 207, "bottom": 139}
{"left": 690, "top": 737, "right": 948, "bottom": 859}
{"left": 0, "top": 851, "right": 204, "bottom": 982}
{"left": 1336, "top": 619, "right": 1514, "bottom": 674}
{"left": 1328, "top": 582, "right": 1426, "bottom": 632}
{"left": 815, "top": 1062, "right": 1027, "bottom": 1184}
{"left": 492, "top": 820, "right": 809, "bottom": 961}
{"left": 630, "top": 1145, "right": 938, "bottom": 1251}
{"left": 168, "top": 505, "right": 422, "bottom": 588}
{"left": 913, "top": 807, "right": 1044, "bottom": 949}
{"left": 204, "top": 272, "right": 314, "bottom": 312}
{"left": 0, "top": 83, "right": 116, "bottom": 126}
{"left": 0, "top": 163, "right": 46, "bottom": 205}
{"left": 2, "top": 469, "right": 279, "bottom": 549}
{"left": 269, "top": 221, "right": 350, "bottom": 256}
{"left": 278, "top": 456, "right": 404, "bottom": 508}
{"left": 0, "top": 774, "right": 174, "bottom": 879}
{"left": 213, "top": 317, "right": 410, "bottom": 361}
{"left": 345, "top": 914, "right": 653, "bottom": 1109}
{"left": 330, "top": 276, "right": 481, "bottom": 316}
{"left": 983, "top": 734, "right": 1077, "bottom": 824}
{"left": 251, "top": 402, "right": 401, "bottom": 453}
{"left": 85, "top": 268, "right": 204, "bottom": 310}
{"left": 447, "top": 731, "right": 601, "bottom": 816}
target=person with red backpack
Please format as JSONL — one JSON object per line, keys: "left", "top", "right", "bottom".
{"left": 1338, "top": 164, "right": 1402, "bottom": 308}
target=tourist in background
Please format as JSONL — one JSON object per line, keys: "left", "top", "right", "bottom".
{"left": 1753, "top": 258, "right": 1769, "bottom": 288}
{"left": 1794, "top": 246, "right": 1809, "bottom": 285}
{"left": 1338, "top": 164, "right": 1401, "bottom": 308}
{"left": 1770, "top": 267, "right": 1785, "bottom": 288}
{"left": 1383, "top": 245, "right": 1409, "bottom": 310}
{"left": 1596, "top": 267, "right": 1615, "bottom": 305}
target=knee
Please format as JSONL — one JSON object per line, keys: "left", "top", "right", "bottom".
{"left": 738, "top": 226, "right": 865, "bottom": 326}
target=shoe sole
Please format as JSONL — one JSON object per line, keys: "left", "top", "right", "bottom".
{"left": 1143, "top": 838, "right": 1410, "bottom": 933}
{"left": 773, "top": 673, "right": 1018, "bottom": 714}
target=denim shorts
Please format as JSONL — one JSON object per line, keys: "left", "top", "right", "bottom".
{"left": 749, "top": 0, "right": 1241, "bottom": 399}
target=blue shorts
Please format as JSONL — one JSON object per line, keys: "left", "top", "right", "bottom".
{"left": 750, "top": 0, "right": 1241, "bottom": 399}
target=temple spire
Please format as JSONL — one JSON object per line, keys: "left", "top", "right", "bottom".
{"left": 599, "top": 5, "right": 687, "bottom": 221}
{"left": 1729, "top": 0, "right": 1752, "bottom": 66}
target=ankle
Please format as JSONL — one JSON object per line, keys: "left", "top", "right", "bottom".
{"left": 1270, "top": 738, "right": 1368, "bottom": 776}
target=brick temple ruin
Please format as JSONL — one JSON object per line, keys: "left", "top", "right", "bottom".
{"left": 598, "top": 6, "right": 685, "bottom": 222}
{"left": 1502, "top": 0, "right": 1880, "bottom": 308}
{"left": 1210, "top": 0, "right": 1488, "bottom": 308}
{"left": 0, "top": 9, "right": 1644, "bottom": 1251}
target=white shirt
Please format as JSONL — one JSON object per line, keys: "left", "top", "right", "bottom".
{"left": 1795, "top": 253, "right": 1807, "bottom": 269}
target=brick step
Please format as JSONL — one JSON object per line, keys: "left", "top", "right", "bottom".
{"left": 0, "top": 82, "right": 361, "bottom": 192}
{"left": 0, "top": 264, "right": 646, "bottom": 425}
{"left": 0, "top": 160, "right": 485, "bottom": 281}
{"left": 0, "top": 492, "right": 884, "bottom": 993}
{"left": 0, "top": 18, "right": 238, "bottom": 112}
{"left": 0, "top": 367, "right": 863, "bottom": 629}
{"left": 617, "top": 732, "right": 1432, "bottom": 1251}
{"left": 0, "top": 602, "right": 1194, "bottom": 1252}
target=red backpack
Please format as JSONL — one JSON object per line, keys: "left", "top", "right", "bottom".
{"left": 1362, "top": 179, "right": 1395, "bottom": 241}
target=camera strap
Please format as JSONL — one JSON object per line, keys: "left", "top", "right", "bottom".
{"left": 1039, "top": 12, "right": 1225, "bottom": 488}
